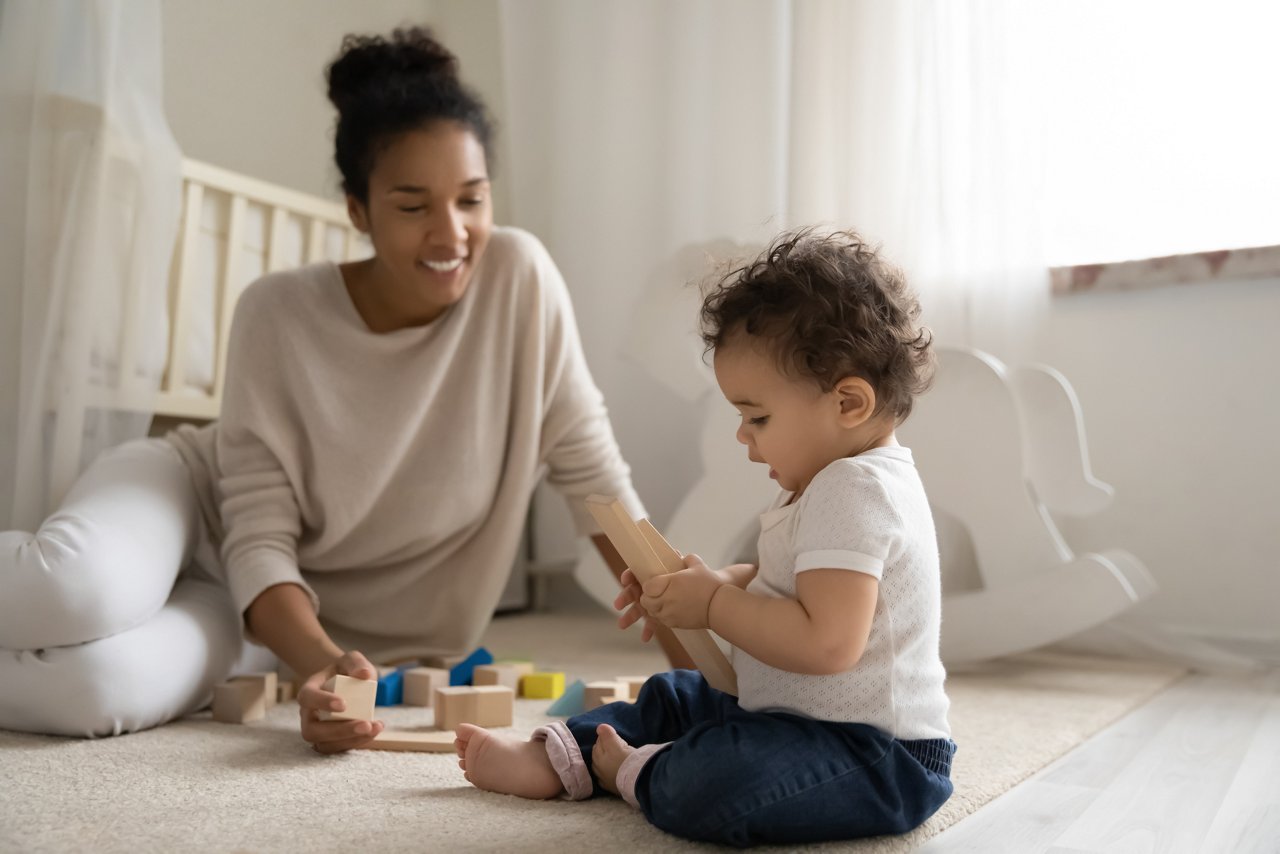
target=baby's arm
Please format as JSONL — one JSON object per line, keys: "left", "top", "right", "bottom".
{"left": 710, "top": 569, "right": 877, "bottom": 674}
{"left": 641, "top": 557, "right": 877, "bottom": 675}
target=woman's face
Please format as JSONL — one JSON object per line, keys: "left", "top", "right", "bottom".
{"left": 348, "top": 121, "right": 493, "bottom": 322}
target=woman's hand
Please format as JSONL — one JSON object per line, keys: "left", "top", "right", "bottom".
{"left": 296, "top": 650, "right": 385, "bottom": 754}
{"left": 639, "top": 554, "right": 725, "bottom": 630}
{"left": 613, "top": 568, "right": 660, "bottom": 642}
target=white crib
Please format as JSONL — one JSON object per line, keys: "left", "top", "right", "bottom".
{"left": 52, "top": 158, "right": 369, "bottom": 490}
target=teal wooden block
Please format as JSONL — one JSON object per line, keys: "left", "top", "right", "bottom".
{"left": 545, "top": 679, "right": 586, "bottom": 716}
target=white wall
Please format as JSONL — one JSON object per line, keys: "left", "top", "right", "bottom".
{"left": 1035, "top": 278, "right": 1280, "bottom": 646}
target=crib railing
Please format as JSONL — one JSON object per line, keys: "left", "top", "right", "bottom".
{"left": 51, "top": 157, "right": 368, "bottom": 495}
{"left": 82, "top": 157, "right": 368, "bottom": 422}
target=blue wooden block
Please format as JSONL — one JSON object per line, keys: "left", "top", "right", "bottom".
{"left": 545, "top": 679, "right": 587, "bottom": 717}
{"left": 376, "top": 669, "right": 404, "bottom": 706}
{"left": 449, "top": 647, "right": 495, "bottom": 686}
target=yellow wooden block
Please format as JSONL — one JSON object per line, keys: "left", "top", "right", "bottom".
{"left": 520, "top": 672, "right": 566, "bottom": 700}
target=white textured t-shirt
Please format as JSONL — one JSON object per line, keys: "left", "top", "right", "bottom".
{"left": 733, "top": 447, "right": 951, "bottom": 740}
{"left": 167, "top": 227, "right": 644, "bottom": 661}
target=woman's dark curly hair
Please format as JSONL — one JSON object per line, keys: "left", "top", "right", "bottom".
{"left": 326, "top": 27, "right": 494, "bottom": 202}
{"left": 700, "top": 228, "right": 935, "bottom": 423}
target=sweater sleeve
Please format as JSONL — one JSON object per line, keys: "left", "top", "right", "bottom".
{"left": 524, "top": 234, "right": 647, "bottom": 533}
{"left": 215, "top": 278, "right": 319, "bottom": 634}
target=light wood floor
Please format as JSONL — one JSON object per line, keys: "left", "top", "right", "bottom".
{"left": 920, "top": 669, "right": 1280, "bottom": 853}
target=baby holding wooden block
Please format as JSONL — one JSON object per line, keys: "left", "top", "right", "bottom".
{"left": 454, "top": 229, "right": 958, "bottom": 846}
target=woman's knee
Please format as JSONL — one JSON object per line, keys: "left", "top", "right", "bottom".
{"left": 0, "top": 439, "right": 199, "bottom": 649}
{"left": 0, "top": 579, "right": 246, "bottom": 737}
{"left": 0, "top": 522, "right": 180, "bottom": 649}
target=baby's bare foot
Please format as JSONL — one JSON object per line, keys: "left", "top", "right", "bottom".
{"left": 455, "top": 723, "right": 564, "bottom": 800}
{"left": 591, "top": 724, "right": 636, "bottom": 796}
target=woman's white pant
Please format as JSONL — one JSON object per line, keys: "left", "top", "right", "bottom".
{"left": 0, "top": 438, "right": 274, "bottom": 737}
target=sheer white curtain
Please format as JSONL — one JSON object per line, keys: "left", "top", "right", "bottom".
{"left": 788, "top": 0, "right": 1048, "bottom": 356}
{"left": 0, "top": 0, "right": 180, "bottom": 531}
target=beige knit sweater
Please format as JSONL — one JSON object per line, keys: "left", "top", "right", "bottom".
{"left": 168, "top": 227, "right": 644, "bottom": 661}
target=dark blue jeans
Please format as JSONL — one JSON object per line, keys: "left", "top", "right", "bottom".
{"left": 566, "top": 670, "right": 956, "bottom": 847}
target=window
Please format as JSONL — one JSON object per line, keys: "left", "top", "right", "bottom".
{"left": 1041, "top": 1, "right": 1280, "bottom": 268}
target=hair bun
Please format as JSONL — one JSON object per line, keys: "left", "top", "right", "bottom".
{"left": 327, "top": 26, "right": 458, "bottom": 115}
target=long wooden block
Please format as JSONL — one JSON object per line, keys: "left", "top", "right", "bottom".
{"left": 434, "top": 686, "right": 514, "bottom": 730}
{"left": 318, "top": 674, "right": 376, "bottom": 722}
{"left": 586, "top": 495, "right": 739, "bottom": 696}
{"left": 364, "top": 730, "right": 457, "bottom": 753}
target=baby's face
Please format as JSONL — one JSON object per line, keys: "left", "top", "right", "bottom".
{"left": 713, "top": 340, "right": 849, "bottom": 497}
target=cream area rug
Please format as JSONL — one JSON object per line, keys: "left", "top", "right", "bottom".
{"left": 0, "top": 608, "right": 1186, "bottom": 853}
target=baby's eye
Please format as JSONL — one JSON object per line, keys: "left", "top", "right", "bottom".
{"left": 459, "top": 197, "right": 486, "bottom": 208}
{"left": 748, "top": 416, "right": 770, "bottom": 426}
{"left": 399, "top": 206, "right": 425, "bottom": 213}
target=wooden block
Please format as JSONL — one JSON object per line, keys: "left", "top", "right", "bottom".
{"left": 403, "top": 667, "right": 450, "bottom": 706}
{"left": 434, "top": 686, "right": 515, "bottom": 730}
{"left": 473, "top": 664, "right": 522, "bottom": 691}
{"left": 232, "top": 672, "right": 278, "bottom": 709}
{"left": 212, "top": 681, "right": 266, "bottom": 723}
{"left": 364, "top": 730, "right": 458, "bottom": 753}
{"left": 520, "top": 672, "right": 566, "bottom": 700}
{"left": 585, "top": 681, "right": 625, "bottom": 710}
{"left": 276, "top": 681, "right": 297, "bottom": 703}
{"left": 472, "top": 685, "right": 514, "bottom": 728}
{"left": 425, "top": 648, "right": 494, "bottom": 685}
{"left": 317, "top": 674, "right": 376, "bottom": 722}
{"left": 585, "top": 495, "right": 739, "bottom": 696}
{"left": 617, "top": 676, "right": 648, "bottom": 701}
{"left": 495, "top": 660, "right": 536, "bottom": 677}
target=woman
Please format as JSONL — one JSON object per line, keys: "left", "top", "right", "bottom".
{"left": 0, "top": 28, "right": 684, "bottom": 751}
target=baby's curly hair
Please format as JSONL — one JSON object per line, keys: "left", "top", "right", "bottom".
{"left": 700, "top": 228, "right": 935, "bottom": 422}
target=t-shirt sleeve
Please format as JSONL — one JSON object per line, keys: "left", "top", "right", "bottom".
{"left": 216, "top": 280, "right": 319, "bottom": 638}
{"left": 523, "top": 234, "right": 647, "bottom": 533}
{"left": 792, "top": 462, "right": 900, "bottom": 580}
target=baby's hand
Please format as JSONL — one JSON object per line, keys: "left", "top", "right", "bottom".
{"left": 614, "top": 568, "right": 659, "bottom": 642}
{"left": 640, "top": 554, "right": 723, "bottom": 630}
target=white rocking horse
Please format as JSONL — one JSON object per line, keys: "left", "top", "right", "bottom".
{"left": 571, "top": 246, "right": 1152, "bottom": 665}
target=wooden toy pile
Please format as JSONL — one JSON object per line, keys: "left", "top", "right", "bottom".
{"left": 209, "top": 647, "right": 652, "bottom": 753}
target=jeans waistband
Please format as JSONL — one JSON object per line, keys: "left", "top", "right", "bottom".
{"left": 898, "top": 738, "right": 956, "bottom": 777}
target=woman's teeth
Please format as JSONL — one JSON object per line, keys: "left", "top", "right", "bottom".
{"left": 421, "top": 258, "right": 463, "bottom": 272}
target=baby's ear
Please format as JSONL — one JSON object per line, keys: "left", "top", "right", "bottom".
{"left": 834, "top": 376, "right": 876, "bottom": 427}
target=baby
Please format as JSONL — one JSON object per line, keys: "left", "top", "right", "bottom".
{"left": 455, "top": 228, "right": 955, "bottom": 846}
